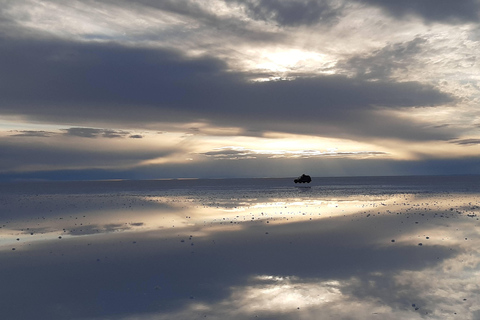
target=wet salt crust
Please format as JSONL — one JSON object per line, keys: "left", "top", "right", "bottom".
{"left": 0, "top": 176, "right": 479, "bottom": 320}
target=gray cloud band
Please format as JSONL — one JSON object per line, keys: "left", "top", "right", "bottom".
{"left": 0, "top": 36, "right": 454, "bottom": 141}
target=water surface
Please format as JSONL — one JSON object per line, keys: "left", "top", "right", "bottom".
{"left": 1, "top": 176, "right": 479, "bottom": 319}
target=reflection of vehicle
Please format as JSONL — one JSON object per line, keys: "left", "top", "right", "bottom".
{"left": 294, "top": 174, "right": 312, "bottom": 183}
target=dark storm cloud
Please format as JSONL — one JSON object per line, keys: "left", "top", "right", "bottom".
{"left": 226, "top": 0, "right": 343, "bottom": 26}
{"left": 0, "top": 36, "right": 454, "bottom": 141}
{"left": 360, "top": 0, "right": 480, "bottom": 24}
{"left": 0, "top": 36, "right": 226, "bottom": 117}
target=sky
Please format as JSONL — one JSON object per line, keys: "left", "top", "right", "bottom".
{"left": 1, "top": 0, "right": 480, "bottom": 180}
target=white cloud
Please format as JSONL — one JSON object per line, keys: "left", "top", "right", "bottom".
{"left": 200, "top": 146, "right": 388, "bottom": 160}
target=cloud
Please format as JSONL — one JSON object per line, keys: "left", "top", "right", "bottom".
{"left": 8, "top": 127, "right": 145, "bottom": 140}
{"left": 7, "top": 127, "right": 140, "bottom": 139}
{"left": 360, "top": 0, "right": 480, "bottom": 24}
{"left": 62, "top": 128, "right": 131, "bottom": 139}
{"left": 0, "top": 36, "right": 455, "bottom": 142}
{"left": 200, "top": 146, "right": 388, "bottom": 160}
{"left": 226, "top": 0, "right": 343, "bottom": 27}
{"left": 4, "top": 0, "right": 284, "bottom": 48}
{"left": 340, "top": 37, "right": 427, "bottom": 80}
{"left": 9, "top": 130, "right": 56, "bottom": 137}
{"left": 450, "top": 138, "right": 480, "bottom": 146}
{"left": 0, "top": 1, "right": 25, "bottom": 35}
{"left": 1, "top": 0, "right": 478, "bottom": 179}
{"left": 201, "top": 147, "right": 258, "bottom": 160}
{"left": 0, "top": 136, "right": 180, "bottom": 173}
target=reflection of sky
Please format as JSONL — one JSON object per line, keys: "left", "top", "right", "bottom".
{"left": 0, "top": 178, "right": 479, "bottom": 319}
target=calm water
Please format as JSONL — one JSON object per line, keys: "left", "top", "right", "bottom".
{"left": 1, "top": 176, "right": 479, "bottom": 319}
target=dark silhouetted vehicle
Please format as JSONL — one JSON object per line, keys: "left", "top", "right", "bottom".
{"left": 294, "top": 174, "right": 312, "bottom": 183}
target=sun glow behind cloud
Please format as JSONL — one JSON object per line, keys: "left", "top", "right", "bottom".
{"left": 251, "top": 49, "right": 334, "bottom": 77}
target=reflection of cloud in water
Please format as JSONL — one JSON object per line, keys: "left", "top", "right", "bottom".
{"left": 0, "top": 178, "right": 479, "bottom": 319}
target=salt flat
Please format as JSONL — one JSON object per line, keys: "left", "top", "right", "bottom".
{"left": 0, "top": 176, "right": 479, "bottom": 319}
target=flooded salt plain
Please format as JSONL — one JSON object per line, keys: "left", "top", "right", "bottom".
{"left": 0, "top": 176, "right": 479, "bottom": 319}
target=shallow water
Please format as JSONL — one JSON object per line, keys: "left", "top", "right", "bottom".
{"left": 1, "top": 176, "right": 479, "bottom": 319}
